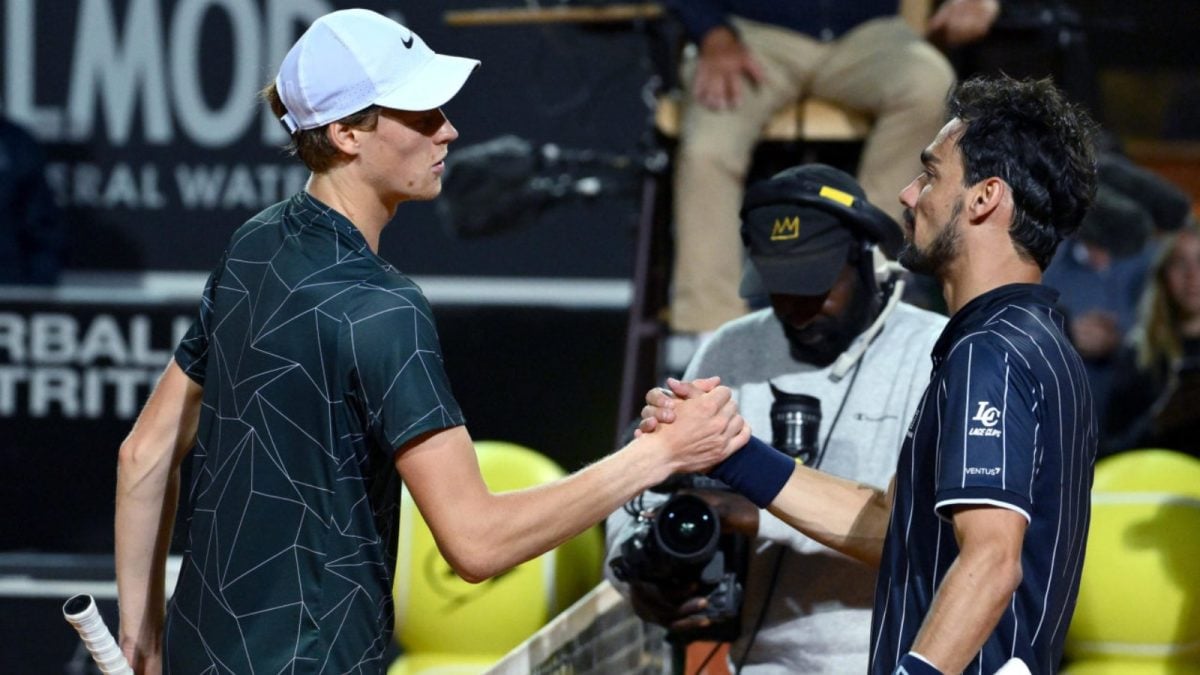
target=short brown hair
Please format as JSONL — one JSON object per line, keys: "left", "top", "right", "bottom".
{"left": 261, "top": 82, "right": 381, "bottom": 172}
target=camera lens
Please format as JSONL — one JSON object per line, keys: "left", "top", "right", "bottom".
{"left": 769, "top": 385, "right": 821, "bottom": 462}
{"left": 654, "top": 493, "right": 719, "bottom": 562}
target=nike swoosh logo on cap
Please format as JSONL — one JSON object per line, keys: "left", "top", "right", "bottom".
{"left": 401, "top": 33, "right": 414, "bottom": 49}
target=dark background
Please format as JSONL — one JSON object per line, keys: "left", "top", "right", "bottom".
{"left": 6, "top": 0, "right": 664, "bottom": 278}
{"left": 0, "top": 0, "right": 1197, "bottom": 551}
{"left": 1, "top": 0, "right": 665, "bottom": 557}
{"left": 1, "top": 0, "right": 1198, "bottom": 553}
{"left": 0, "top": 0, "right": 1198, "bottom": 671}
{"left": 0, "top": 0, "right": 661, "bottom": 557}
{"left": 0, "top": 300, "right": 626, "bottom": 553}
{"left": 4, "top": 1, "right": 1198, "bottom": 274}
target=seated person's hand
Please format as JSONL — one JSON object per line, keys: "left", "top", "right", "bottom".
{"left": 926, "top": 0, "right": 1000, "bottom": 49}
{"left": 694, "top": 26, "right": 765, "bottom": 111}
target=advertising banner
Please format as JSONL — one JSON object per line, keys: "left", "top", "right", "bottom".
{"left": 0, "top": 296, "right": 194, "bottom": 551}
{"left": 2, "top": 0, "right": 650, "bottom": 276}
{"left": 5, "top": 0, "right": 389, "bottom": 270}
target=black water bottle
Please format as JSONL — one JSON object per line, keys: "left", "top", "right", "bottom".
{"left": 769, "top": 384, "right": 822, "bottom": 464}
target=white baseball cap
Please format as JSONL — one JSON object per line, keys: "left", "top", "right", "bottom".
{"left": 275, "top": 9, "right": 480, "bottom": 133}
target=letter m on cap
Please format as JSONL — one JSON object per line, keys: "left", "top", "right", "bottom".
{"left": 770, "top": 216, "right": 800, "bottom": 241}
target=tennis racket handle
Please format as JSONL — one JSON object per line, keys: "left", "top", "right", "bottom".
{"left": 62, "top": 594, "right": 134, "bottom": 675}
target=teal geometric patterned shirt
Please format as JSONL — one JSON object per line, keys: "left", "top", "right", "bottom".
{"left": 169, "top": 192, "right": 464, "bottom": 673}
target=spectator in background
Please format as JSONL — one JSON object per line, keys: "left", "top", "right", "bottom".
{"left": 1103, "top": 217, "right": 1200, "bottom": 459}
{"left": 1042, "top": 184, "right": 1156, "bottom": 424}
{"left": 1043, "top": 153, "right": 1193, "bottom": 425}
{"left": 663, "top": 0, "right": 999, "bottom": 359}
{"left": 0, "top": 117, "right": 66, "bottom": 284}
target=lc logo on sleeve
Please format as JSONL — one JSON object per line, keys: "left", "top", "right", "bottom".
{"left": 969, "top": 401, "right": 1002, "bottom": 437}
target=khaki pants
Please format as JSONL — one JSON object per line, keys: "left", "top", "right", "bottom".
{"left": 669, "top": 16, "right": 955, "bottom": 332}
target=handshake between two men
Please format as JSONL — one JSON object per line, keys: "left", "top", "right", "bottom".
{"left": 639, "top": 377, "right": 798, "bottom": 514}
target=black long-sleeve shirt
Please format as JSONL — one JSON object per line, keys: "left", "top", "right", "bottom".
{"left": 1103, "top": 337, "right": 1200, "bottom": 459}
{"left": 665, "top": 0, "right": 898, "bottom": 42}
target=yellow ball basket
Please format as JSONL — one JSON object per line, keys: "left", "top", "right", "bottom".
{"left": 389, "top": 441, "right": 602, "bottom": 675}
{"left": 1062, "top": 449, "right": 1200, "bottom": 675}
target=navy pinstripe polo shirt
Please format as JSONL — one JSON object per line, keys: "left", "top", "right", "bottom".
{"left": 870, "top": 283, "right": 1096, "bottom": 674}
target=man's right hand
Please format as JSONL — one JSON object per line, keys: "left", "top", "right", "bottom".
{"left": 693, "top": 26, "right": 765, "bottom": 111}
{"left": 637, "top": 377, "right": 721, "bottom": 436}
{"left": 649, "top": 380, "right": 750, "bottom": 475}
{"left": 121, "top": 642, "right": 162, "bottom": 675}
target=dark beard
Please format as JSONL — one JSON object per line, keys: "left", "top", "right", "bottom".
{"left": 782, "top": 277, "right": 875, "bottom": 367}
{"left": 899, "top": 199, "right": 963, "bottom": 277}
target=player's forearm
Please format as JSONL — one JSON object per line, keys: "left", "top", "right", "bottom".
{"left": 909, "top": 546, "right": 1023, "bottom": 672}
{"left": 406, "top": 387, "right": 743, "bottom": 583}
{"left": 445, "top": 435, "right": 679, "bottom": 582}
{"left": 114, "top": 452, "right": 179, "bottom": 653}
{"left": 766, "top": 464, "right": 890, "bottom": 567}
{"left": 113, "top": 363, "right": 201, "bottom": 653}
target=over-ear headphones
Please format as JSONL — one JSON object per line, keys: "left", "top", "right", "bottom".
{"left": 739, "top": 164, "right": 910, "bottom": 379}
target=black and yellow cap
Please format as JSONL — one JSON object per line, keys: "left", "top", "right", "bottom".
{"left": 739, "top": 164, "right": 901, "bottom": 298}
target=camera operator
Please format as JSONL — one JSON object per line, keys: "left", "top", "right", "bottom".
{"left": 606, "top": 164, "right": 947, "bottom": 673}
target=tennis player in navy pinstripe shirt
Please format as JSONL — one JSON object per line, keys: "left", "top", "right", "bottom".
{"left": 641, "top": 76, "right": 1099, "bottom": 674}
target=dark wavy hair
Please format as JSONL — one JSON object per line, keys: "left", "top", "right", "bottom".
{"left": 948, "top": 76, "right": 1099, "bottom": 270}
